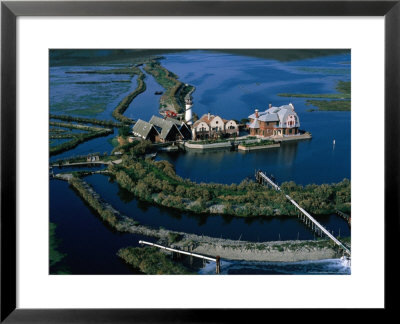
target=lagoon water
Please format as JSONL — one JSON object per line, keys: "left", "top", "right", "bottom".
{"left": 49, "top": 50, "right": 351, "bottom": 274}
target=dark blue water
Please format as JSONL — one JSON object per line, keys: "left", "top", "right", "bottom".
{"left": 49, "top": 50, "right": 351, "bottom": 274}
{"left": 50, "top": 174, "right": 350, "bottom": 275}
{"left": 49, "top": 179, "right": 152, "bottom": 274}
{"left": 155, "top": 51, "right": 350, "bottom": 185}
{"left": 84, "top": 174, "right": 350, "bottom": 241}
{"left": 124, "top": 68, "right": 165, "bottom": 121}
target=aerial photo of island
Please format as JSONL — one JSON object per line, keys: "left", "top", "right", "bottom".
{"left": 49, "top": 49, "right": 351, "bottom": 275}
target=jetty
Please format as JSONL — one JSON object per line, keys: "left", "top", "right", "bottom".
{"left": 139, "top": 240, "right": 221, "bottom": 274}
{"left": 255, "top": 170, "right": 351, "bottom": 257}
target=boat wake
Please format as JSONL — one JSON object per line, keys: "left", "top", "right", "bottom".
{"left": 198, "top": 258, "right": 351, "bottom": 275}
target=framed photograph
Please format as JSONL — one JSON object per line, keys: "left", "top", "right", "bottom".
{"left": 1, "top": 0, "right": 398, "bottom": 321}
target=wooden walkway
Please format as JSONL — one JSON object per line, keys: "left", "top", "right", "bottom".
{"left": 256, "top": 170, "right": 351, "bottom": 257}
{"left": 50, "top": 159, "right": 122, "bottom": 168}
{"left": 139, "top": 240, "right": 221, "bottom": 274}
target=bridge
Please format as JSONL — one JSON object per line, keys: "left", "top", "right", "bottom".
{"left": 336, "top": 209, "right": 351, "bottom": 226}
{"left": 255, "top": 170, "right": 351, "bottom": 257}
{"left": 50, "top": 159, "right": 122, "bottom": 168}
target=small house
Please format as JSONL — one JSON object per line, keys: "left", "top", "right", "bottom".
{"left": 149, "top": 116, "right": 183, "bottom": 143}
{"left": 192, "top": 113, "right": 239, "bottom": 140}
{"left": 132, "top": 119, "right": 160, "bottom": 142}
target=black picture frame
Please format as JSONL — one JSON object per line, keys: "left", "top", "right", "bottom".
{"left": 1, "top": 0, "right": 399, "bottom": 322}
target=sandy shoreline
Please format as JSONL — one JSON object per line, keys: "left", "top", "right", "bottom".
{"left": 118, "top": 216, "right": 342, "bottom": 262}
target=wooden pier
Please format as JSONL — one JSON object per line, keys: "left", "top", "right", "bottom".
{"left": 255, "top": 170, "right": 351, "bottom": 257}
{"left": 139, "top": 240, "right": 221, "bottom": 274}
{"left": 336, "top": 209, "right": 351, "bottom": 226}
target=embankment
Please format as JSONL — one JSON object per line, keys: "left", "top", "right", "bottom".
{"left": 64, "top": 175, "right": 343, "bottom": 262}
{"left": 112, "top": 67, "right": 146, "bottom": 124}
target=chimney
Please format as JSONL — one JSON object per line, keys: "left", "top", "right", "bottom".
{"left": 208, "top": 112, "right": 211, "bottom": 120}
{"left": 255, "top": 109, "right": 259, "bottom": 118}
{"left": 269, "top": 104, "right": 272, "bottom": 109}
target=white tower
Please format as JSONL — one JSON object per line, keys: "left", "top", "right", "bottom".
{"left": 185, "top": 97, "right": 193, "bottom": 125}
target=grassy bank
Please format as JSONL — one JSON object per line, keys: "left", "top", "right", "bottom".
{"left": 50, "top": 114, "right": 123, "bottom": 127}
{"left": 69, "top": 177, "right": 119, "bottom": 228}
{"left": 49, "top": 222, "right": 66, "bottom": 267}
{"left": 306, "top": 100, "right": 351, "bottom": 111}
{"left": 144, "top": 60, "right": 194, "bottom": 113}
{"left": 112, "top": 67, "right": 146, "bottom": 124}
{"left": 109, "top": 149, "right": 351, "bottom": 217}
{"left": 49, "top": 122, "right": 113, "bottom": 156}
{"left": 49, "top": 222, "right": 70, "bottom": 274}
{"left": 65, "top": 67, "right": 138, "bottom": 76}
{"left": 117, "top": 247, "right": 192, "bottom": 274}
{"left": 278, "top": 80, "right": 351, "bottom": 111}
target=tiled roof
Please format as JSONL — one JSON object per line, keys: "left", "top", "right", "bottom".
{"left": 149, "top": 115, "right": 181, "bottom": 140}
{"left": 132, "top": 119, "right": 158, "bottom": 138}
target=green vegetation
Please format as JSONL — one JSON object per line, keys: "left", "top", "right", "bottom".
{"left": 65, "top": 67, "right": 138, "bottom": 76}
{"left": 52, "top": 152, "right": 117, "bottom": 166}
{"left": 306, "top": 100, "right": 351, "bottom": 111}
{"left": 69, "top": 177, "right": 119, "bottom": 228}
{"left": 50, "top": 49, "right": 166, "bottom": 66}
{"left": 109, "top": 144, "right": 351, "bottom": 217}
{"left": 50, "top": 114, "right": 123, "bottom": 127}
{"left": 278, "top": 81, "right": 350, "bottom": 100}
{"left": 118, "top": 125, "right": 132, "bottom": 137}
{"left": 62, "top": 103, "right": 106, "bottom": 116}
{"left": 213, "top": 49, "right": 350, "bottom": 62}
{"left": 111, "top": 138, "right": 152, "bottom": 156}
{"left": 240, "top": 140, "right": 275, "bottom": 147}
{"left": 112, "top": 66, "right": 146, "bottom": 124}
{"left": 188, "top": 138, "right": 232, "bottom": 145}
{"left": 297, "top": 67, "right": 349, "bottom": 75}
{"left": 144, "top": 61, "right": 194, "bottom": 113}
{"left": 50, "top": 49, "right": 349, "bottom": 67}
{"left": 49, "top": 122, "right": 113, "bottom": 156}
{"left": 168, "top": 232, "right": 183, "bottom": 244}
{"left": 117, "top": 247, "right": 192, "bottom": 274}
{"left": 49, "top": 222, "right": 66, "bottom": 267}
{"left": 74, "top": 80, "right": 131, "bottom": 84}
{"left": 278, "top": 80, "right": 351, "bottom": 111}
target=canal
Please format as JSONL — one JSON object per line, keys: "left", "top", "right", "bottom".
{"left": 49, "top": 50, "right": 351, "bottom": 274}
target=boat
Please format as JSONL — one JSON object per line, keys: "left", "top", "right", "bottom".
{"left": 154, "top": 91, "right": 163, "bottom": 95}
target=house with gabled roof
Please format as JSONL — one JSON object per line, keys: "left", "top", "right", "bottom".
{"left": 192, "top": 113, "right": 239, "bottom": 140}
{"left": 248, "top": 103, "right": 300, "bottom": 137}
{"left": 165, "top": 117, "right": 192, "bottom": 140}
{"left": 149, "top": 115, "right": 183, "bottom": 143}
{"left": 132, "top": 119, "right": 160, "bottom": 142}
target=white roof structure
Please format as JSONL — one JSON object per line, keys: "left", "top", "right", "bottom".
{"left": 248, "top": 103, "right": 300, "bottom": 128}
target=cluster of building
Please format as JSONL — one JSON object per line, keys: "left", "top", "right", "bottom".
{"left": 247, "top": 103, "right": 300, "bottom": 137}
{"left": 132, "top": 113, "right": 240, "bottom": 143}
{"left": 132, "top": 116, "right": 191, "bottom": 143}
{"left": 131, "top": 100, "right": 301, "bottom": 143}
{"left": 191, "top": 113, "right": 239, "bottom": 140}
